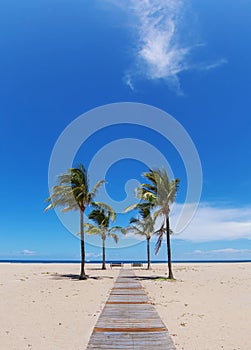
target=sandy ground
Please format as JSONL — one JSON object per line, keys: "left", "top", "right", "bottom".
{"left": 0, "top": 262, "right": 250, "bottom": 350}
{"left": 137, "top": 263, "right": 251, "bottom": 350}
{"left": 0, "top": 263, "right": 118, "bottom": 350}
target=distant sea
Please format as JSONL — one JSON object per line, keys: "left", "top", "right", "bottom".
{"left": 0, "top": 260, "right": 251, "bottom": 264}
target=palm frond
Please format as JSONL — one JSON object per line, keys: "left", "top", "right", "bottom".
{"left": 139, "top": 183, "right": 156, "bottom": 193}
{"left": 109, "top": 233, "right": 119, "bottom": 244}
{"left": 109, "top": 225, "right": 122, "bottom": 231}
{"left": 124, "top": 225, "right": 145, "bottom": 236}
{"left": 137, "top": 203, "right": 152, "bottom": 219}
{"left": 62, "top": 205, "right": 79, "bottom": 212}
{"left": 129, "top": 217, "right": 139, "bottom": 224}
{"left": 92, "top": 202, "right": 116, "bottom": 222}
{"left": 139, "top": 191, "right": 156, "bottom": 204}
{"left": 153, "top": 208, "right": 163, "bottom": 220}
{"left": 136, "top": 187, "right": 156, "bottom": 202}
{"left": 87, "top": 204, "right": 120, "bottom": 244}
{"left": 154, "top": 223, "right": 165, "bottom": 255}
{"left": 142, "top": 169, "right": 157, "bottom": 185}
{"left": 123, "top": 203, "right": 139, "bottom": 213}
{"left": 131, "top": 226, "right": 146, "bottom": 236}
{"left": 45, "top": 165, "right": 110, "bottom": 214}
{"left": 85, "top": 224, "right": 102, "bottom": 236}
{"left": 141, "top": 168, "right": 179, "bottom": 214}
{"left": 45, "top": 185, "right": 79, "bottom": 211}
{"left": 44, "top": 203, "right": 53, "bottom": 212}
{"left": 120, "top": 228, "right": 127, "bottom": 235}
{"left": 88, "top": 209, "right": 107, "bottom": 227}
{"left": 167, "top": 178, "right": 180, "bottom": 203}
{"left": 88, "top": 180, "right": 106, "bottom": 200}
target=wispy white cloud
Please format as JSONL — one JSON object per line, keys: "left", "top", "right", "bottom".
{"left": 86, "top": 252, "right": 101, "bottom": 258}
{"left": 201, "top": 58, "right": 228, "bottom": 71}
{"left": 22, "top": 249, "right": 37, "bottom": 256}
{"left": 122, "top": 203, "right": 251, "bottom": 243}
{"left": 170, "top": 203, "right": 251, "bottom": 242}
{"left": 124, "top": 74, "right": 135, "bottom": 91}
{"left": 126, "top": 0, "right": 188, "bottom": 94}
{"left": 194, "top": 248, "right": 251, "bottom": 255}
{"left": 110, "top": 0, "right": 227, "bottom": 93}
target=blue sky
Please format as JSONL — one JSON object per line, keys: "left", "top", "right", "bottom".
{"left": 1, "top": 0, "right": 251, "bottom": 261}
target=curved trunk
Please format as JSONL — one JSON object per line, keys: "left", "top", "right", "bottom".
{"left": 102, "top": 236, "right": 106, "bottom": 270}
{"left": 147, "top": 237, "right": 151, "bottom": 270}
{"left": 166, "top": 216, "right": 174, "bottom": 279}
{"left": 79, "top": 209, "right": 87, "bottom": 280}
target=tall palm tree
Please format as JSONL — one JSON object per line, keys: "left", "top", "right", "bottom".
{"left": 124, "top": 203, "right": 155, "bottom": 270}
{"left": 45, "top": 164, "right": 106, "bottom": 280}
{"left": 138, "top": 168, "right": 180, "bottom": 279}
{"left": 85, "top": 206, "right": 121, "bottom": 270}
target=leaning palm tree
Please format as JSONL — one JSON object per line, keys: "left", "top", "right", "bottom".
{"left": 124, "top": 203, "right": 155, "bottom": 270}
{"left": 138, "top": 168, "right": 180, "bottom": 279}
{"left": 85, "top": 206, "right": 121, "bottom": 270}
{"left": 45, "top": 164, "right": 106, "bottom": 280}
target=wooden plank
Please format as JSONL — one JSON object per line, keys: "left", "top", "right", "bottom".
{"left": 114, "top": 283, "right": 141, "bottom": 288}
{"left": 87, "top": 332, "right": 175, "bottom": 350}
{"left": 93, "top": 327, "right": 167, "bottom": 332}
{"left": 108, "top": 295, "right": 148, "bottom": 303}
{"left": 106, "top": 301, "right": 149, "bottom": 305}
{"left": 86, "top": 269, "right": 176, "bottom": 349}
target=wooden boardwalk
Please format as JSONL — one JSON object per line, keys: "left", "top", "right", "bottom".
{"left": 86, "top": 269, "right": 176, "bottom": 349}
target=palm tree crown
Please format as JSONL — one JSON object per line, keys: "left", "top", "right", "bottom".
{"left": 45, "top": 165, "right": 105, "bottom": 212}
{"left": 139, "top": 168, "right": 179, "bottom": 214}
{"left": 128, "top": 203, "right": 154, "bottom": 240}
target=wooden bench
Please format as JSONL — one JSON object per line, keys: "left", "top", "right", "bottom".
{"left": 131, "top": 262, "right": 143, "bottom": 267}
{"left": 110, "top": 262, "right": 124, "bottom": 269}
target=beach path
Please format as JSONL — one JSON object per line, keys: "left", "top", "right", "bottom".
{"left": 86, "top": 269, "right": 175, "bottom": 349}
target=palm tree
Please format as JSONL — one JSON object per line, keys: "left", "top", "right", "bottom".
{"left": 124, "top": 203, "right": 155, "bottom": 270}
{"left": 138, "top": 168, "right": 180, "bottom": 279}
{"left": 85, "top": 206, "right": 121, "bottom": 270}
{"left": 45, "top": 164, "right": 106, "bottom": 280}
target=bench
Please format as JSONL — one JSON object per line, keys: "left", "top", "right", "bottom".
{"left": 131, "top": 262, "right": 143, "bottom": 267}
{"left": 110, "top": 262, "right": 124, "bottom": 269}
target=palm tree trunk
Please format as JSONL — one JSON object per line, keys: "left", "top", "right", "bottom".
{"left": 147, "top": 237, "right": 151, "bottom": 270}
{"left": 102, "top": 236, "right": 106, "bottom": 270}
{"left": 166, "top": 216, "right": 174, "bottom": 279}
{"left": 79, "top": 209, "right": 87, "bottom": 280}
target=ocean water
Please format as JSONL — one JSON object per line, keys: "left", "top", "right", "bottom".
{"left": 0, "top": 259, "right": 251, "bottom": 264}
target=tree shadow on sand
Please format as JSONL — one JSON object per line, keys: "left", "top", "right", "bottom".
{"left": 51, "top": 273, "right": 114, "bottom": 281}
{"left": 121, "top": 275, "right": 172, "bottom": 281}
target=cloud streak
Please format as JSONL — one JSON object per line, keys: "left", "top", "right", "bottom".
{"left": 22, "top": 249, "right": 37, "bottom": 256}
{"left": 193, "top": 248, "right": 251, "bottom": 255}
{"left": 124, "top": 74, "right": 135, "bottom": 91}
{"left": 170, "top": 203, "right": 251, "bottom": 242}
{"left": 203, "top": 58, "right": 228, "bottom": 71}
{"left": 126, "top": 0, "right": 189, "bottom": 94}
{"left": 120, "top": 202, "right": 251, "bottom": 244}
{"left": 137, "top": 203, "right": 251, "bottom": 243}
{"left": 111, "top": 0, "right": 227, "bottom": 93}
{"left": 86, "top": 252, "right": 101, "bottom": 258}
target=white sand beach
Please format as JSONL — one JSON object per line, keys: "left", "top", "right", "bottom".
{"left": 0, "top": 262, "right": 250, "bottom": 350}
{"left": 138, "top": 263, "right": 251, "bottom": 350}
